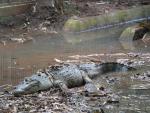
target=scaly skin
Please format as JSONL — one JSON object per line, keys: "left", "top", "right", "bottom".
{"left": 13, "top": 62, "right": 135, "bottom": 96}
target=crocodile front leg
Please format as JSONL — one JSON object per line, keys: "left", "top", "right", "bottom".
{"left": 82, "top": 74, "right": 98, "bottom": 93}
{"left": 53, "top": 80, "right": 72, "bottom": 94}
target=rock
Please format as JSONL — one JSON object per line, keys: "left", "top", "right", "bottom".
{"left": 119, "top": 25, "right": 149, "bottom": 50}
{"left": 142, "top": 32, "right": 150, "bottom": 44}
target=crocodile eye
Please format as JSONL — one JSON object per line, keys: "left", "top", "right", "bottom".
{"left": 38, "top": 74, "right": 41, "bottom": 76}
{"left": 24, "top": 78, "right": 28, "bottom": 82}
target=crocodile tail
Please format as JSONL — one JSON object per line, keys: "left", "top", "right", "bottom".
{"left": 99, "top": 62, "right": 136, "bottom": 74}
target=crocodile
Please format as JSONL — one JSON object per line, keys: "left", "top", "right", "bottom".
{"left": 13, "top": 62, "right": 135, "bottom": 96}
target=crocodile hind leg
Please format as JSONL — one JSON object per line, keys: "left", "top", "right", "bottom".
{"left": 82, "top": 74, "right": 98, "bottom": 93}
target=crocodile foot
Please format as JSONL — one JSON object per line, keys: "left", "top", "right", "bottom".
{"left": 84, "top": 83, "right": 98, "bottom": 93}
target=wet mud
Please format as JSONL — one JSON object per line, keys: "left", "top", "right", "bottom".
{"left": 0, "top": 52, "right": 150, "bottom": 113}
{"left": 0, "top": 1, "right": 150, "bottom": 113}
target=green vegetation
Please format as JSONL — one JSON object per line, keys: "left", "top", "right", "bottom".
{"left": 64, "top": 5, "right": 150, "bottom": 32}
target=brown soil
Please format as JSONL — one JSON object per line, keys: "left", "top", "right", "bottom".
{"left": 0, "top": 0, "right": 149, "bottom": 50}
{"left": 67, "top": 0, "right": 149, "bottom": 17}
{"left": 0, "top": 53, "right": 150, "bottom": 113}
{"left": 1, "top": 0, "right": 150, "bottom": 29}
{"left": 0, "top": 0, "right": 149, "bottom": 41}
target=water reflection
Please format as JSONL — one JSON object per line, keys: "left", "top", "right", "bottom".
{"left": 99, "top": 68, "right": 150, "bottom": 113}
{"left": 0, "top": 27, "right": 149, "bottom": 113}
{"left": 0, "top": 27, "right": 149, "bottom": 85}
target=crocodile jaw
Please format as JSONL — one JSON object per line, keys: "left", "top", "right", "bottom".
{"left": 13, "top": 73, "right": 54, "bottom": 96}
{"left": 13, "top": 80, "right": 40, "bottom": 96}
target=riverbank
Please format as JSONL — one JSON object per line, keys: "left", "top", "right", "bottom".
{"left": 0, "top": 1, "right": 150, "bottom": 113}
{"left": 0, "top": 0, "right": 150, "bottom": 45}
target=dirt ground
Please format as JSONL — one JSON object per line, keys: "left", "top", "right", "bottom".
{"left": 0, "top": 52, "right": 150, "bottom": 113}
{"left": 1, "top": 0, "right": 150, "bottom": 31}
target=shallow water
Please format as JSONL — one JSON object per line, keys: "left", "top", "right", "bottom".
{"left": 0, "top": 24, "right": 150, "bottom": 113}
{"left": 0, "top": 25, "right": 149, "bottom": 85}
{"left": 101, "top": 68, "right": 150, "bottom": 113}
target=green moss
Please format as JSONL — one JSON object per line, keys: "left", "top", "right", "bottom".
{"left": 120, "top": 26, "right": 136, "bottom": 39}
{"left": 116, "top": 11, "right": 128, "bottom": 22}
{"left": 102, "top": 14, "right": 110, "bottom": 24}
{"left": 64, "top": 17, "right": 100, "bottom": 32}
{"left": 64, "top": 5, "right": 150, "bottom": 32}
{"left": 64, "top": 19, "right": 82, "bottom": 32}
{"left": 143, "top": 6, "right": 150, "bottom": 17}
{"left": 88, "top": 17, "right": 99, "bottom": 26}
{"left": 79, "top": 21, "right": 89, "bottom": 30}
{"left": 84, "top": 20, "right": 93, "bottom": 29}
{"left": 119, "top": 26, "right": 136, "bottom": 50}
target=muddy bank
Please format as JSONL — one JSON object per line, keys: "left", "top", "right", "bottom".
{"left": 0, "top": 1, "right": 34, "bottom": 16}
{"left": 0, "top": 87, "right": 109, "bottom": 113}
{"left": 0, "top": 52, "right": 150, "bottom": 113}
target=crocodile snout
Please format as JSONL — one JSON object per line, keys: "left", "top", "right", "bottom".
{"left": 13, "top": 88, "right": 25, "bottom": 97}
{"left": 13, "top": 80, "right": 40, "bottom": 97}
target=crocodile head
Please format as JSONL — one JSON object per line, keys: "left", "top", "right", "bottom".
{"left": 13, "top": 72, "right": 54, "bottom": 96}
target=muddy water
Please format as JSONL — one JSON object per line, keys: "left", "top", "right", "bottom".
{"left": 0, "top": 26, "right": 150, "bottom": 113}
{"left": 0, "top": 28, "right": 116, "bottom": 85}
{"left": 0, "top": 26, "right": 149, "bottom": 85}
{"left": 100, "top": 68, "right": 150, "bottom": 113}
